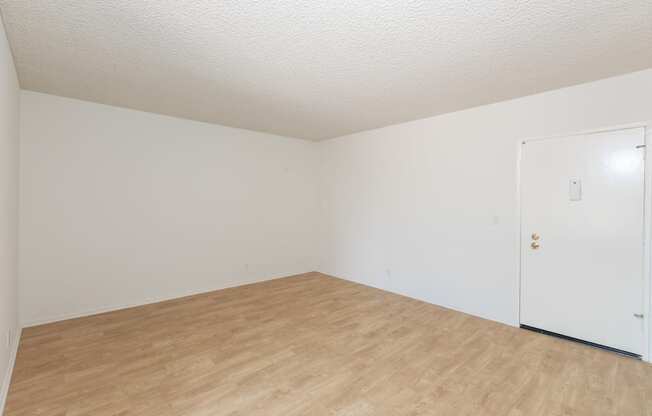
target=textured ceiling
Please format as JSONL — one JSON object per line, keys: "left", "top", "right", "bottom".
{"left": 0, "top": 1, "right": 651, "bottom": 140}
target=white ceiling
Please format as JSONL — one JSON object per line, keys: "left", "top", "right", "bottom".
{"left": 1, "top": 1, "right": 651, "bottom": 141}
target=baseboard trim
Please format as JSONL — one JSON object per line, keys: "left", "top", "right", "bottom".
{"left": 0, "top": 327, "right": 22, "bottom": 416}
{"left": 22, "top": 271, "right": 317, "bottom": 328}
{"left": 321, "top": 271, "right": 516, "bottom": 327}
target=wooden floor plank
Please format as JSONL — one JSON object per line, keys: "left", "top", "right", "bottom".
{"left": 5, "top": 272, "right": 652, "bottom": 415}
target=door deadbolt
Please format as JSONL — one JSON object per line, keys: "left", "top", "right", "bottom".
{"left": 530, "top": 242, "right": 540, "bottom": 250}
{"left": 531, "top": 233, "right": 540, "bottom": 241}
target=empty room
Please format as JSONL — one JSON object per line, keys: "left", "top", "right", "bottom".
{"left": 1, "top": 1, "right": 652, "bottom": 415}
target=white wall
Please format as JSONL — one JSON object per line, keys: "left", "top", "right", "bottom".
{"left": 318, "top": 69, "right": 652, "bottom": 326}
{"left": 0, "top": 14, "right": 19, "bottom": 412}
{"left": 19, "top": 91, "right": 320, "bottom": 326}
{"left": 18, "top": 68, "right": 652, "bottom": 335}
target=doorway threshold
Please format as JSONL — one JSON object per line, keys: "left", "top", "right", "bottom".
{"left": 519, "top": 324, "right": 641, "bottom": 359}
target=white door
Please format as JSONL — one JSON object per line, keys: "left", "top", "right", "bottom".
{"left": 520, "top": 127, "right": 646, "bottom": 356}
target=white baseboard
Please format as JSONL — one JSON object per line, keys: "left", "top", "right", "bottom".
{"left": 0, "top": 327, "right": 22, "bottom": 416}
{"left": 323, "top": 270, "right": 516, "bottom": 327}
{"left": 22, "top": 278, "right": 272, "bottom": 328}
{"left": 22, "top": 272, "right": 315, "bottom": 328}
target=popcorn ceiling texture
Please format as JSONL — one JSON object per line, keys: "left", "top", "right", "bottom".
{"left": 0, "top": 0, "right": 650, "bottom": 140}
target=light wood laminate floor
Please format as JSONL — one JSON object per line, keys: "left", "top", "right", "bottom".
{"left": 5, "top": 272, "right": 652, "bottom": 415}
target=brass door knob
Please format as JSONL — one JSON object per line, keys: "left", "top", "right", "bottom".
{"left": 531, "top": 233, "right": 540, "bottom": 241}
{"left": 531, "top": 242, "right": 540, "bottom": 250}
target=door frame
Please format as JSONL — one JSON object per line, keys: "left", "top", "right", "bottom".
{"left": 516, "top": 122, "right": 652, "bottom": 362}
